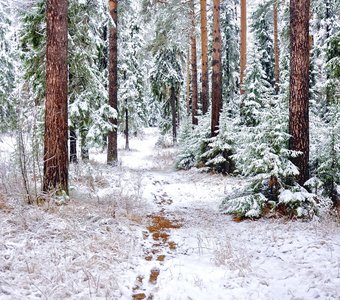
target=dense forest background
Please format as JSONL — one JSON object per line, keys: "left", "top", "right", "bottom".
{"left": 0, "top": 0, "right": 339, "bottom": 218}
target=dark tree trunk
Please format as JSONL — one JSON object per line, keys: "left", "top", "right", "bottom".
{"left": 289, "top": 0, "right": 310, "bottom": 185}
{"left": 274, "top": 0, "right": 280, "bottom": 95}
{"left": 211, "top": 0, "right": 222, "bottom": 137}
{"left": 170, "top": 86, "right": 177, "bottom": 143}
{"left": 107, "top": 0, "right": 118, "bottom": 165}
{"left": 43, "top": 0, "right": 68, "bottom": 194}
{"left": 125, "top": 100, "right": 129, "bottom": 150}
{"left": 81, "top": 133, "right": 89, "bottom": 161}
{"left": 325, "top": 0, "right": 332, "bottom": 105}
{"left": 200, "top": 0, "right": 209, "bottom": 115}
{"left": 100, "top": 24, "right": 108, "bottom": 71}
{"left": 70, "top": 127, "right": 78, "bottom": 163}
{"left": 186, "top": 48, "right": 191, "bottom": 115}
{"left": 191, "top": 0, "right": 198, "bottom": 125}
{"left": 240, "top": 0, "right": 247, "bottom": 95}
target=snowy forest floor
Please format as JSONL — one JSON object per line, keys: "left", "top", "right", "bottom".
{"left": 0, "top": 128, "right": 339, "bottom": 300}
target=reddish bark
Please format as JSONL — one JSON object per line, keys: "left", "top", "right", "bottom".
{"left": 43, "top": 0, "right": 69, "bottom": 194}
{"left": 107, "top": 0, "right": 118, "bottom": 164}
{"left": 289, "top": 0, "right": 310, "bottom": 185}
{"left": 200, "top": 0, "right": 209, "bottom": 115}
{"left": 191, "top": 0, "right": 198, "bottom": 125}
{"left": 211, "top": 0, "right": 222, "bottom": 137}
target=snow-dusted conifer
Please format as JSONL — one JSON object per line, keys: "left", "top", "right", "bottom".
{"left": 220, "top": 1, "right": 239, "bottom": 110}
{"left": 176, "top": 113, "right": 211, "bottom": 170}
{"left": 148, "top": 0, "right": 190, "bottom": 141}
{"left": 0, "top": 0, "right": 15, "bottom": 131}
{"left": 250, "top": 0, "right": 275, "bottom": 88}
{"left": 118, "top": 3, "right": 147, "bottom": 143}
{"left": 68, "top": 0, "right": 115, "bottom": 159}
{"left": 200, "top": 110, "right": 236, "bottom": 173}
{"left": 239, "top": 49, "right": 272, "bottom": 127}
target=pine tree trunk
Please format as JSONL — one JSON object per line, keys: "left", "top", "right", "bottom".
{"left": 200, "top": 0, "right": 209, "bottom": 115}
{"left": 274, "top": 0, "right": 280, "bottom": 95}
{"left": 289, "top": 0, "right": 310, "bottom": 185}
{"left": 240, "top": 0, "right": 247, "bottom": 95}
{"left": 186, "top": 48, "right": 191, "bottom": 116}
{"left": 43, "top": 0, "right": 68, "bottom": 194}
{"left": 170, "top": 86, "right": 177, "bottom": 143}
{"left": 70, "top": 127, "right": 78, "bottom": 163}
{"left": 191, "top": 0, "right": 198, "bottom": 125}
{"left": 125, "top": 101, "right": 129, "bottom": 151}
{"left": 211, "top": 0, "right": 222, "bottom": 137}
{"left": 325, "top": 0, "right": 331, "bottom": 105}
{"left": 107, "top": 0, "right": 118, "bottom": 165}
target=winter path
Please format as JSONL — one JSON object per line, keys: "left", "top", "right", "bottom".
{"left": 94, "top": 128, "right": 340, "bottom": 300}
{"left": 0, "top": 128, "right": 339, "bottom": 300}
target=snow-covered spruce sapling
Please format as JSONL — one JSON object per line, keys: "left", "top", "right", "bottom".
{"left": 222, "top": 94, "right": 333, "bottom": 219}
{"left": 220, "top": 192, "right": 269, "bottom": 220}
{"left": 176, "top": 116, "right": 202, "bottom": 170}
{"left": 176, "top": 113, "right": 211, "bottom": 170}
{"left": 199, "top": 111, "right": 236, "bottom": 174}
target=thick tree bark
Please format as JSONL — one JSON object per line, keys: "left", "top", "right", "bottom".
{"left": 240, "top": 0, "right": 247, "bottom": 95}
{"left": 200, "top": 0, "right": 209, "bottom": 115}
{"left": 107, "top": 0, "right": 118, "bottom": 165}
{"left": 170, "top": 86, "right": 177, "bottom": 143}
{"left": 274, "top": 0, "right": 280, "bottom": 95}
{"left": 43, "top": 0, "right": 68, "bottom": 194}
{"left": 211, "top": 0, "right": 222, "bottom": 137}
{"left": 289, "top": 0, "right": 310, "bottom": 185}
{"left": 191, "top": 0, "right": 198, "bottom": 125}
{"left": 70, "top": 127, "right": 78, "bottom": 163}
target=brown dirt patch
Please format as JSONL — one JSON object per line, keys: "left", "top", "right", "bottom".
{"left": 152, "top": 232, "right": 169, "bottom": 242}
{"left": 149, "top": 267, "right": 160, "bottom": 285}
{"left": 156, "top": 255, "right": 166, "bottom": 262}
{"left": 168, "top": 241, "right": 177, "bottom": 250}
{"left": 132, "top": 293, "right": 146, "bottom": 300}
{"left": 134, "top": 213, "right": 181, "bottom": 297}
{"left": 147, "top": 215, "right": 181, "bottom": 233}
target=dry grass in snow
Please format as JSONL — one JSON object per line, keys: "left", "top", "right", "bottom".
{"left": 0, "top": 128, "right": 339, "bottom": 300}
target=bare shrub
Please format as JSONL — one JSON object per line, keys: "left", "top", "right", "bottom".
{"left": 212, "top": 238, "right": 252, "bottom": 276}
{"left": 153, "top": 149, "right": 176, "bottom": 170}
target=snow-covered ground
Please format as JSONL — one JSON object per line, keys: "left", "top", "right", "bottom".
{"left": 0, "top": 128, "right": 339, "bottom": 300}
